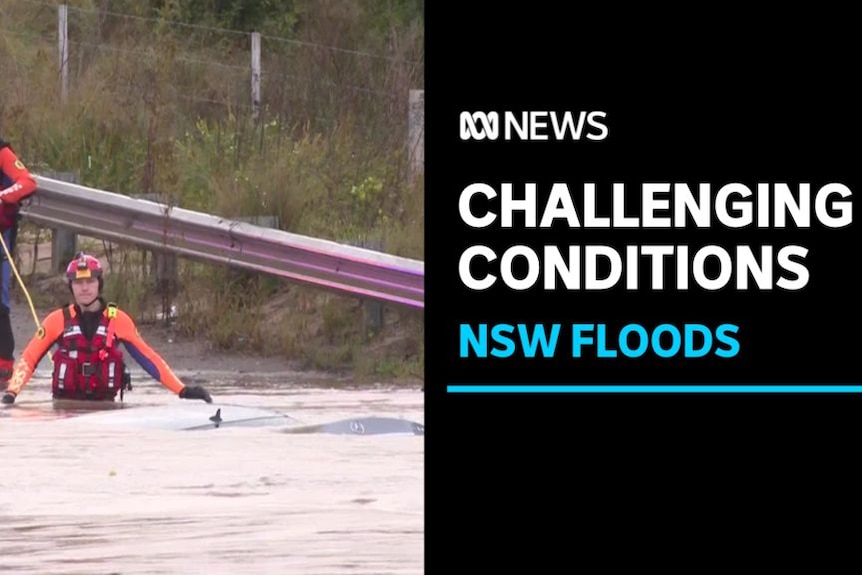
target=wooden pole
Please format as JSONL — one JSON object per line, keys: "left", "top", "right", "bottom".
{"left": 58, "top": 4, "right": 69, "bottom": 103}
{"left": 408, "top": 89, "right": 424, "bottom": 182}
{"left": 251, "top": 32, "right": 261, "bottom": 121}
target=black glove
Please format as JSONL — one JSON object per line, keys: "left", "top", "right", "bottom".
{"left": 179, "top": 385, "right": 212, "bottom": 403}
{"left": 1, "top": 392, "right": 15, "bottom": 405}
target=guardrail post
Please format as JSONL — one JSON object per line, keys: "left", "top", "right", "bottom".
{"left": 127, "top": 194, "right": 174, "bottom": 288}
{"left": 41, "top": 171, "right": 78, "bottom": 272}
{"left": 151, "top": 251, "right": 178, "bottom": 296}
{"left": 129, "top": 193, "right": 179, "bottom": 323}
{"left": 347, "top": 239, "right": 385, "bottom": 335}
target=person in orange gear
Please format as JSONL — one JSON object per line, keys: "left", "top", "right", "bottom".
{"left": 0, "top": 138, "right": 37, "bottom": 382}
{"left": 1, "top": 252, "right": 212, "bottom": 405}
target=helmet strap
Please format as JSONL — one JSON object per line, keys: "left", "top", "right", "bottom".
{"left": 79, "top": 296, "right": 100, "bottom": 308}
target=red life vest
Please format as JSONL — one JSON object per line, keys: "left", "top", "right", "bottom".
{"left": 51, "top": 303, "right": 126, "bottom": 400}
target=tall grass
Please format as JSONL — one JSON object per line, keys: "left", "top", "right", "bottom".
{"left": 0, "top": 1, "right": 424, "bottom": 380}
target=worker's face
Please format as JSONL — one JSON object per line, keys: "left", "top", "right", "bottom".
{"left": 71, "top": 277, "right": 99, "bottom": 305}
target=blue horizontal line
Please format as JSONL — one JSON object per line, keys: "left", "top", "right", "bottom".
{"left": 447, "top": 385, "right": 862, "bottom": 393}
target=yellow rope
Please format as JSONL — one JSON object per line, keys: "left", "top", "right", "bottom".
{"left": 0, "top": 230, "right": 41, "bottom": 330}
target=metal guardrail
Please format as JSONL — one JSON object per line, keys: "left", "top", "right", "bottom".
{"left": 20, "top": 176, "right": 424, "bottom": 309}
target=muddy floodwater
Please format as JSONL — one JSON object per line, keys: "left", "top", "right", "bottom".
{"left": 0, "top": 369, "right": 424, "bottom": 574}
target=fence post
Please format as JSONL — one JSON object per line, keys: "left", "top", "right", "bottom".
{"left": 408, "top": 89, "right": 424, "bottom": 182}
{"left": 251, "top": 32, "right": 261, "bottom": 122}
{"left": 58, "top": 4, "right": 69, "bottom": 104}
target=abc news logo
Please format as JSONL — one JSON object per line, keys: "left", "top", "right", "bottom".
{"left": 459, "top": 111, "right": 608, "bottom": 141}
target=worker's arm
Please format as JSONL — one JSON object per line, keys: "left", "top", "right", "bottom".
{"left": 0, "top": 145, "right": 37, "bottom": 204}
{"left": 4, "top": 309, "right": 66, "bottom": 399}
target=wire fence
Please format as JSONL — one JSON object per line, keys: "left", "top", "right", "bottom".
{"left": 0, "top": 1, "right": 424, "bottom": 146}
{"left": 1, "top": 1, "right": 425, "bottom": 269}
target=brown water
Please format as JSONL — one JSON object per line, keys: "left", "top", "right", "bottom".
{"left": 0, "top": 371, "right": 424, "bottom": 574}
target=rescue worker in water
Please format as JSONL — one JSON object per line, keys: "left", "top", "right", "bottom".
{"left": 1, "top": 252, "right": 212, "bottom": 405}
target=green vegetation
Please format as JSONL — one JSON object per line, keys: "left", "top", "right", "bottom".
{"left": 1, "top": 0, "right": 424, "bottom": 384}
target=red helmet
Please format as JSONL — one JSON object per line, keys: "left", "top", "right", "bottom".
{"left": 66, "top": 252, "right": 103, "bottom": 282}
